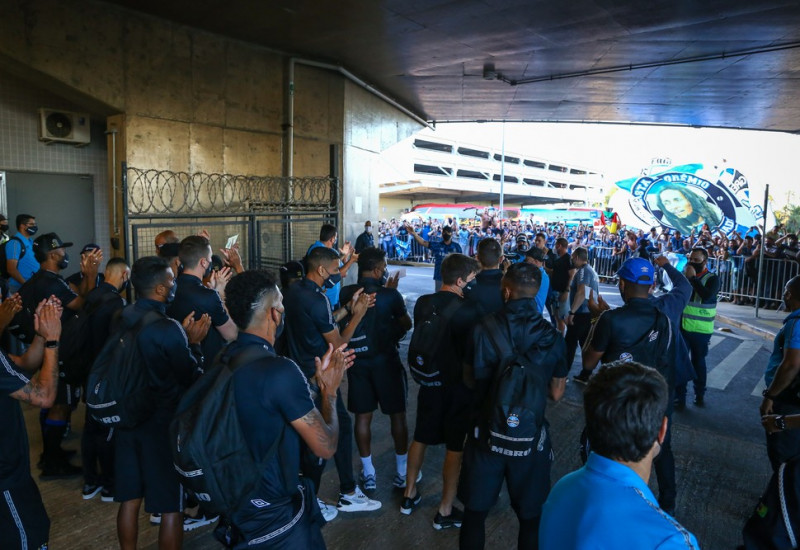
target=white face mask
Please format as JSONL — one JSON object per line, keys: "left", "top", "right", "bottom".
{"left": 366, "top": 226, "right": 372, "bottom": 233}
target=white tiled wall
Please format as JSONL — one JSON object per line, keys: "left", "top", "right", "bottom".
{"left": 0, "top": 70, "right": 109, "bottom": 251}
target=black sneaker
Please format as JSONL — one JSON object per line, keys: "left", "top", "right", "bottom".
{"left": 400, "top": 491, "right": 422, "bottom": 515}
{"left": 82, "top": 484, "right": 103, "bottom": 500}
{"left": 433, "top": 506, "right": 464, "bottom": 530}
{"left": 100, "top": 487, "right": 114, "bottom": 502}
{"left": 573, "top": 370, "right": 591, "bottom": 385}
{"left": 694, "top": 394, "right": 705, "bottom": 407}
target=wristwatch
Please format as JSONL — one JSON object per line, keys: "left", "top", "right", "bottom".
{"left": 775, "top": 415, "right": 787, "bottom": 432}
{"left": 45, "top": 340, "right": 59, "bottom": 349}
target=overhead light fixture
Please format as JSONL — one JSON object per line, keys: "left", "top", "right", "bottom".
{"left": 483, "top": 63, "right": 497, "bottom": 80}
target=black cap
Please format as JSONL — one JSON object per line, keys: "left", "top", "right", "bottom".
{"left": 158, "top": 242, "right": 181, "bottom": 259}
{"left": 33, "top": 233, "right": 73, "bottom": 253}
{"left": 80, "top": 243, "right": 101, "bottom": 254}
{"left": 279, "top": 260, "right": 305, "bottom": 288}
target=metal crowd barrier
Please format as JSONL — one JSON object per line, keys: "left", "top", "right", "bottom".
{"left": 712, "top": 256, "right": 799, "bottom": 306}
{"left": 590, "top": 246, "right": 632, "bottom": 281}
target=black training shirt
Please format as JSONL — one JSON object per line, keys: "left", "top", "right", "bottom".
{"left": 167, "top": 274, "right": 231, "bottom": 362}
{"left": 550, "top": 253, "right": 572, "bottom": 292}
{"left": 340, "top": 276, "right": 408, "bottom": 361}
{"left": 284, "top": 278, "right": 336, "bottom": 378}
{"left": 0, "top": 350, "right": 30, "bottom": 490}
{"left": 85, "top": 282, "right": 126, "bottom": 360}
{"left": 19, "top": 269, "right": 78, "bottom": 320}
{"left": 464, "top": 268, "right": 504, "bottom": 316}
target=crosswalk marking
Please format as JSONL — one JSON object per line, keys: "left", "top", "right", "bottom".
{"left": 752, "top": 378, "right": 767, "bottom": 397}
{"left": 709, "top": 335, "right": 724, "bottom": 351}
{"left": 707, "top": 340, "right": 762, "bottom": 390}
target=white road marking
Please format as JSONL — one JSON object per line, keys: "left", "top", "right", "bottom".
{"left": 752, "top": 378, "right": 767, "bottom": 397}
{"left": 707, "top": 340, "right": 763, "bottom": 390}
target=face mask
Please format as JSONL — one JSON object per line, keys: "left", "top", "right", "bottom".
{"left": 26, "top": 225, "right": 38, "bottom": 236}
{"left": 689, "top": 262, "right": 704, "bottom": 272}
{"left": 57, "top": 252, "right": 69, "bottom": 270}
{"left": 0, "top": 224, "right": 8, "bottom": 232}
{"left": 443, "top": 232, "right": 452, "bottom": 242}
{"left": 366, "top": 226, "right": 372, "bottom": 233}
{"left": 324, "top": 271, "right": 342, "bottom": 289}
{"left": 165, "top": 282, "right": 177, "bottom": 304}
{"left": 120, "top": 279, "right": 130, "bottom": 292}
{"left": 203, "top": 260, "right": 213, "bottom": 279}
{"left": 380, "top": 268, "right": 389, "bottom": 286}
{"left": 275, "top": 310, "right": 285, "bottom": 339}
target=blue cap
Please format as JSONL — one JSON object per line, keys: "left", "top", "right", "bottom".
{"left": 617, "top": 257, "right": 655, "bottom": 285}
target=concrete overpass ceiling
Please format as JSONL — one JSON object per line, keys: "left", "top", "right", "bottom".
{"left": 100, "top": 0, "right": 800, "bottom": 130}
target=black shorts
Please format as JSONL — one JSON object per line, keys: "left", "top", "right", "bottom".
{"left": 54, "top": 377, "right": 81, "bottom": 408}
{"left": 346, "top": 354, "right": 407, "bottom": 415}
{"left": 114, "top": 415, "right": 184, "bottom": 513}
{"left": 413, "top": 383, "right": 471, "bottom": 452}
{"left": 1, "top": 475, "right": 50, "bottom": 549}
{"left": 457, "top": 426, "right": 552, "bottom": 518}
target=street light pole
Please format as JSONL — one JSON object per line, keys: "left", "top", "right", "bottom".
{"left": 499, "top": 121, "right": 505, "bottom": 220}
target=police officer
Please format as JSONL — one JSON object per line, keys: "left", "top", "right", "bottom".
{"left": 340, "top": 247, "right": 412, "bottom": 491}
{"left": 224, "top": 270, "right": 352, "bottom": 549}
{"left": 283, "top": 246, "right": 380, "bottom": 517}
{"left": 464, "top": 238, "right": 505, "bottom": 316}
{"left": 21, "top": 233, "right": 101, "bottom": 477}
{"left": 80, "top": 257, "right": 130, "bottom": 502}
{"left": 459, "top": 263, "right": 567, "bottom": 549}
{"left": 355, "top": 220, "right": 374, "bottom": 254}
{"left": 678, "top": 247, "right": 720, "bottom": 407}
{"left": 115, "top": 256, "right": 210, "bottom": 550}
{"left": 167, "top": 235, "right": 237, "bottom": 361}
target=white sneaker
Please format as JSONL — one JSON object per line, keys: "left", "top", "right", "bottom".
{"left": 337, "top": 486, "right": 382, "bottom": 512}
{"left": 317, "top": 498, "right": 339, "bottom": 522}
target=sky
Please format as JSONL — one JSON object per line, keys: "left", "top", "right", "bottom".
{"left": 429, "top": 122, "right": 799, "bottom": 211}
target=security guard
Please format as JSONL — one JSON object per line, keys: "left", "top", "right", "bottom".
{"left": 459, "top": 263, "right": 567, "bottom": 549}
{"left": 678, "top": 247, "right": 720, "bottom": 407}
{"left": 340, "top": 247, "right": 412, "bottom": 491}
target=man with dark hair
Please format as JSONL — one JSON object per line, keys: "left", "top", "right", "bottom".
{"left": 307, "top": 224, "right": 357, "bottom": 309}
{"left": 224, "top": 269, "right": 351, "bottom": 548}
{"left": 678, "top": 246, "right": 720, "bottom": 407}
{"left": 284, "top": 245, "right": 380, "bottom": 517}
{"left": 22, "top": 233, "right": 101, "bottom": 477}
{"left": 406, "top": 221, "right": 463, "bottom": 291}
{"left": 80, "top": 257, "right": 130, "bottom": 502}
{"left": 340, "top": 247, "right": 412, "bottom": 491}
{"left": 564, "top": 246, "right": 599, "bottom": 370}
{"left": 524, "top": 247, "right": 550, "bottom": 315}
{"left": 6, "top": 214, "right": 40, "bottom": 295}
{"left": 760, "top": 275, "right": 800, "bottom": 470}
{"left": 464, "top": 238, "right": 504, "bottom": 315}
{"left": 402, "top": 253, "right": 480, "bottom": 530}
{"left": 167, "top": 235, "right": 237, "bottom": 361}
{"left": 66, "top": 244, "right": 105, "bottom": 293}
{"left": 0, "top": 299, "right": 62, "bottom": 550}
{"left": 115, "top": 256, "right": 211, "bottom": 549}
{"left": 355, "top": 220, "right": 374, "bottom": 254}
{"left": 547, "top": 237, "right": 573, "bottom": 333}
{"left": 459, "top": 262, "right": 567, "bottom": 550}
{"left": 540, "top": 362, "right": 699, "bottom": 549}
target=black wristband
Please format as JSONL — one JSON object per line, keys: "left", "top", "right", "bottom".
{"left": 776, "top": 415, "right": 787, "bottom": 431}
{"left": 763, "top": 388, "right": 780, "bottom": 400}
{"left": 45, "top": 340, "right": 59, "bottom": 349}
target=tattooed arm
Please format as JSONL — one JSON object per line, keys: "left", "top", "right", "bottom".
{"left": 10, "top": 302, "right": 62, "bottom": 407}
{"left": 290, "top": 343, "right": 351, "bottom": 459}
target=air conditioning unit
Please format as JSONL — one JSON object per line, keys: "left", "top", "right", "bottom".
{"left": 38, "top": 109, "right": 91, "bottom": 145}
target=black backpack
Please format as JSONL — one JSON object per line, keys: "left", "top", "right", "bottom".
{"left": 743, "top": 458, "right": 800, "bottom": 550}
{"left": 480, "top": 315, "right": 550, "bottom": 457}
{"left": 85, "top": 310, "right": 163, "bottom": 427}
{"left": 408, "top": 298, "right": 462, "bottom": 387}
{"left": 0, "top": 236, "right": 26, "bottom": 278}
{"left": 170, "top": 344, "right": 293, "bottom": 517}
{"left": 600, "top": 308, "right": 673, "bottom": 379}
{"left": 59, "top": 291, "right": 121, "bottom": 385}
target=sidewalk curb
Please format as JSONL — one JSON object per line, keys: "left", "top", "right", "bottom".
{"left": 716, "top": 313, "right": 776, "bottom": 341}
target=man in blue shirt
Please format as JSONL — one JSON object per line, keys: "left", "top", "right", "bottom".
{"left": 760, "top": 275, "right": 800, "bottom": 470}
{"left": 524, "top": 247, "right": 550, "bottom": 315}
{"left": 406, "top": 222, "right": 462, "bottom": 291}
{"left": 5, "top": 214, "right": 40, "bottom": 295}
{"left": 540, "top": 362, "right": 700, "bottom": 550}
{"left": 306, "top": 224, "right": 357, "bottom": 309}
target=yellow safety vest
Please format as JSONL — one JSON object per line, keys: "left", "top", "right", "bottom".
{"left": 681, "top": 271, "right": 717, "bottom": 334}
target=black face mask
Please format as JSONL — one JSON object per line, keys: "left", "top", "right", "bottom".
{"left": 689, "top": 261, "right": 705, "bottom": 273}
{"left": 165, "top": 282, "right": 177, "bottom": 304}
{"left": 380, "top": 268, "right": 389, "bottom": 286}
{"left": 0, "top": 224, "right": 8, "bottom": 232}
{"left": 120, "top": 279, "right": 130, "bottom": 292}
{"left": 275, "top": 310, "right": 285, "bottom": 339}
{"left": 57, "top": 252, "right": 69, "bottom": 270}
{"left": 203, "top": 261, "right": 213, "bottom": 279}
{"left": 26, "top": 225, "right": 38, "bottom": 236}
{"left": 443, "top": 232, "right": 452, "bottom": 242}
{"left": 324, "top": 272, "right": 342, "bottom": 289}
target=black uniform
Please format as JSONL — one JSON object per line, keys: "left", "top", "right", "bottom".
{"left": 464, "top": 268, "right": 504, "bottom": 316}
{"left": 354, "top": 230, "right": 374, "bottom": 254}
{"left": 411, "top": 291, "right": 479, "bottom": 452}
{"left": 459, "top": 299, "right": 567, "bottom": 519}
{"left": 114, "top": 299, "right": 203, "bottom": 512}
{"left": 167, "top": 273, "right": 231, "bottom": 362}
{"left": 340, "top": 277, "right": 409, "bottom": 414}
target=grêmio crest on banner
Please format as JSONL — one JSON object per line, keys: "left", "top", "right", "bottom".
{"left": 614, "top": 163, "right": 764, "bottom": 235}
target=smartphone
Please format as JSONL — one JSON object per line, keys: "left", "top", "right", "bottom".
{"left": 225, "top": 234, "right": 239, "bottom": 249}
{"left": 395, "top": 267, "right": 407, "bottom": 279}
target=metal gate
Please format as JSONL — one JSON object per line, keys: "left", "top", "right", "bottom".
{"left": 123, "top": 165, "right": 339, "bottom": 269}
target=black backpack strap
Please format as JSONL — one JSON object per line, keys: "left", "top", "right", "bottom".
{"left": 10, "top": 235, "right": 26, "bottom": 259}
